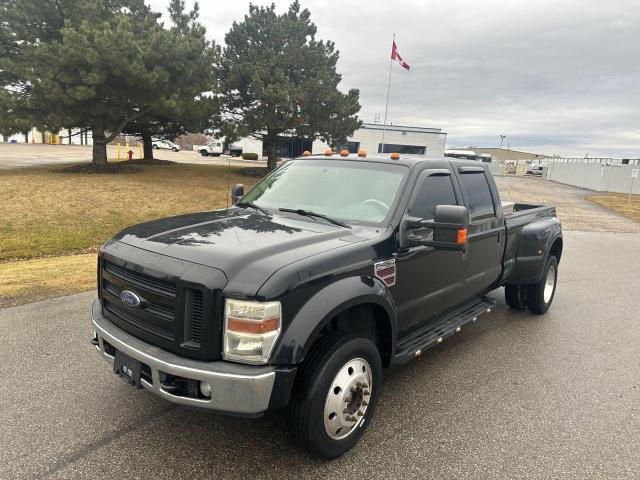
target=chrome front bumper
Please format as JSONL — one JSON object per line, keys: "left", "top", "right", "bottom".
{"left": 91, "top": 300, "right": 277, "bottom": 416}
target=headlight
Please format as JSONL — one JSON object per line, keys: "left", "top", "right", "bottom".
{"left": 223, "top": 299, "right": 281, "bottom": 364}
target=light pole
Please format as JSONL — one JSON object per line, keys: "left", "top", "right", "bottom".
{"left": 497, "top": 134, "right": 506, "bottom": 165}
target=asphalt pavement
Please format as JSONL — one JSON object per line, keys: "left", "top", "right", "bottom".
{"left": 1, "top": 230, "right": 639, "bottom": 479}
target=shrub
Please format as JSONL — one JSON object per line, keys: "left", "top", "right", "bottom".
{"left": 242, "top": 152, "right": 259, "bottom": 160}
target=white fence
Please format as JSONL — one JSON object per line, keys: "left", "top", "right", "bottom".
{"left": 487, "top": 162, "right": 505, "bottom": 177}
{"left": 546, "top": 162, "right": 640, "bottom": 194}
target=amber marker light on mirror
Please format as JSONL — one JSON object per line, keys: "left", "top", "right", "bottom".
{"left": 457, "top": 228, "right": 468, "bottom": 245}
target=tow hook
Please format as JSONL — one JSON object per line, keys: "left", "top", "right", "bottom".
{"left": 160, "top": 374, "right": 200, "bottom": 398}
{"left": 90, "top": 336, "right": 99, "bottom": 346}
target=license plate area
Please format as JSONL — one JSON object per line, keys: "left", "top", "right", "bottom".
{"left": 113, "top": 350, "right": 142, "bottom": 388}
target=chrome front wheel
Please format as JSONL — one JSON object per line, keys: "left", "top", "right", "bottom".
{"left": 323, "top": 358, "right": 372, "bottom": 440}
{"left": 288, "top": 334, "right": 382, "bottom": 459}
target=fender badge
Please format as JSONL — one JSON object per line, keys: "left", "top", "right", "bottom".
{"left": 374, "top": 259, "right": 396, "bottom": 287}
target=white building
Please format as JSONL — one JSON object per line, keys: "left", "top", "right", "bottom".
{"left": 0, "top": 127, "right": 46, "bottom": 144}
{"left": 0, "top": 127, "right": 91, "bottom": 145}
{"left": 2, "top": 122, "right": 448, "bottom": 158}
{"left": 231, "top": 123, "right": 447, "bottom": 158}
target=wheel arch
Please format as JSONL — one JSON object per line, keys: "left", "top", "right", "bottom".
{"left": 270, "top": 277, "right": 397, "bottom": 368}
{"left": 549, "top": 236, "right": 563, "bottom": 263}
{"left": 506, "top": 218, "right": 563, "bottom": 285}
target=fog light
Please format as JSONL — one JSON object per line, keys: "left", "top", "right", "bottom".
{"left": 199, "top": 381, "right": 211, "bottom": 398}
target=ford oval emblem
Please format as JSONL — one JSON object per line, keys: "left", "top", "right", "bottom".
{"left": 120, "top": 290, "right": 142, "bottom": 308}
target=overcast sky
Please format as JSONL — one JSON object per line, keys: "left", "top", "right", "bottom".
{"left": 150, "top": 0, "right": 639, "bottom": 158}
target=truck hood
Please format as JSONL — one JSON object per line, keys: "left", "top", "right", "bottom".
{"left": 112, "top": 208, "right": 370, "bottom": 296}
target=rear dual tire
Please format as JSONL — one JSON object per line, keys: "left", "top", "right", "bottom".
{"left": 526, "top": 255, "right": 558, "bottom": 314}
{"left": 505, "top": 255, "right": 558, "bottom": 314}
{"left": 288, "top": 333, "right": 382, "bottom": 460}
{"left": 505, "top": 284, "right": 527, "bottom": 310}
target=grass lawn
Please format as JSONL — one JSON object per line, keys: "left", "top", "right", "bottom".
{"left": 0, "top": 162, "right": 263, "bottom": 306}
{"left": 0, "top": 253, "right": 96, "bottom": 308}
{"left": 588, "top": 193, "right": 640, "bottom": 223}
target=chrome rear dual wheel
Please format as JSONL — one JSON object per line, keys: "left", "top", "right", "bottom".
{"left": 527, "top": 255, "right": 558, "bottom": 314}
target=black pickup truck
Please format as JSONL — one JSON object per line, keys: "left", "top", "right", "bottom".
{"left": 91, "top": 153, "right": 562, "bottom": 459}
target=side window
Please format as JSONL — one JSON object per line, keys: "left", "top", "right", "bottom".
{"left": 408, "top": 174, "right": 458, "bottom": 220}
{"left": 459, "top": 172, "right": 495, "bottom": 220}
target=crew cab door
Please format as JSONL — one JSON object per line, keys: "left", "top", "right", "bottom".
{"left": 456, "top": 167, "right": 505, "bottom": 293}
{"left": 393, "top": 169, "right": 469, "bottom": 333}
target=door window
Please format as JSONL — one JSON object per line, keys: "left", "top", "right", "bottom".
{"left": 408, "top": 174, "right": 458, "bottom": 220}
{"left": 459, "top": 172, "right": 495, "bottom": 220}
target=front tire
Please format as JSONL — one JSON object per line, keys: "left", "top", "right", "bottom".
{"left": 200, "top": 150, "right": 209, "bottom": 157}
{"left": 526, "top": 255, "right": 558, "bottom": 314}
{"left": 288, "top": 333, "right": 382, "bottom": 460}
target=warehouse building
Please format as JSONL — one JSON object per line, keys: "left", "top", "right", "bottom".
{"left": 231, "top": 122, "right": 447, "bottom": 158}
{"left": 470, "top": 147, "right": 547, "bottom": 162}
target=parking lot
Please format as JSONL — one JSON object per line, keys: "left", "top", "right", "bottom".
{"left": 0, "top": 143, "right": 261, "bottom": 169}
{"left": 2, "top": 170, "right": 640, "bottom": 478}
{"left": 2, "top": 230, "right": 639, "bottom": 479}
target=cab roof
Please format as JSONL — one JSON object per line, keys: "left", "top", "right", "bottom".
{"left": 292, "top": 152, "right": 484, "bottom": 169}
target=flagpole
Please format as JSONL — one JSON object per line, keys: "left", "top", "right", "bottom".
{"left": 381, "top": 33, "right": 395, "bottom": 154}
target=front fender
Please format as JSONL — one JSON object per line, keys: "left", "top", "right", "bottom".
{"left": 270, "top": 276, "right": 397, "bottom": 365}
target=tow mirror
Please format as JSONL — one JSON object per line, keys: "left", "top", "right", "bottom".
{"left": 400, "top": 205, "right": 469, "bottom": 251}
{"left": 231, "top": 184, "right": 245, "bottom": 205}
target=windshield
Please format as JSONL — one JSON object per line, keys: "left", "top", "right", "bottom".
{"left": 241, "top": 160, "right": 407, "bottom": 225}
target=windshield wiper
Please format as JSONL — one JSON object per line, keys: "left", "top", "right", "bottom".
{"left": 236, "top": 202, "right": 269, "bottom": 215}
{"left": 278, "top": 208, "right": 351, "bottom": 229}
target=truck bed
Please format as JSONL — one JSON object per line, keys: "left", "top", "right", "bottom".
{"left": 504, "top": 203, "right": 556, "bottom": 227}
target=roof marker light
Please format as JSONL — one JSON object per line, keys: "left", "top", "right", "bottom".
{"left": 390, "top": 152, "right": 400, "bottom": 160}
{"left": 302, "top": 150, "right": 311, "bottom": 157}
{"left": 324, "top": 149, "right": 333, "bottom": 156}
{"left": 358, "top": 149, "right": 367, "bottom": 157}
{"left": 339, "top": 149, "right": 349, "bottom": 157}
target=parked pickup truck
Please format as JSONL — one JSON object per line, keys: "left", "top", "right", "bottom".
{"left": 195, "top": 141, "right": 224, "bottom": 157}
{"left": 91, "top": 153, "right": 562, "bottom": 459}
{"left": 195, "top": 140, "right": 243, "bottom": 157}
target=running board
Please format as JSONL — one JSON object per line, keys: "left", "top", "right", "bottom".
{"left": 393, "top": 296, "right": 496, "bottom": 364}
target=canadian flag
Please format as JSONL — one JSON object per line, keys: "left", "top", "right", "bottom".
{"left": 391, "top": 41, "right": 410, "bottom": 71}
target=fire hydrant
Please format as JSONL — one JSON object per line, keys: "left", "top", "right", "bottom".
{"left": 127, "top": 150, "right": 133, "bottom": 160}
